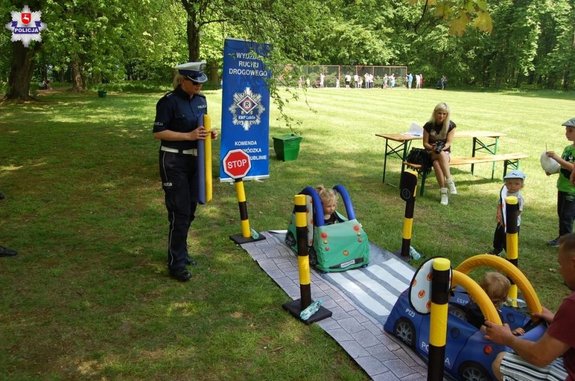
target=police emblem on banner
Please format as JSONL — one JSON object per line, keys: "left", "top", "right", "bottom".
{"left": 5, "top": 5, "right": 46, "bottom": 47}
{"left": 228, "top": 87, "right": 265, "bottom": 131}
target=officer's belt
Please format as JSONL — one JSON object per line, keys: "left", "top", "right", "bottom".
{"left": 160, "top": 146, "right": 197, "bottom": 156}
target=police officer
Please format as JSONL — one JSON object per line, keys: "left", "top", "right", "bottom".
{"left": 153, "top": 61, "right": 217, "bottom": 282}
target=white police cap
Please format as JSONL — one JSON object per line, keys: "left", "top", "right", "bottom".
{"left": 561, "top": 117, "right": 575, "bottom": 127}
{"left": 175, "top": 61, "right": 208, "bottom": 83}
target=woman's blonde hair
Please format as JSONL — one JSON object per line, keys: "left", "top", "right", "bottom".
{"left": 429, "top": 102, "right": 451, "bottom": 140}
{"left": 173, "top": 72, "right": 185, "bottom": 89}
{"left": 480, "top": 271, "right": 510, "bottom": 307}
{"left": 316, "top": 185, "right": 338, "bottom": 206}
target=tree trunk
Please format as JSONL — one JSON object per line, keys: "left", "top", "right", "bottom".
{"left": 181, "top": 0, "right": 201, "bottom": 61}
{"left": 563, "top": 70, "right": 571, "bottom": 91}
{"left": 5, "top": 42, "right": 39, "bottom": 100}
{"left": 70, "top": 57, "right": 84, "bottom": 92}
{"left": 186, "top": 19, "right": 200, "bottom": 61}
{"left": 207, "top": 61, "right": 219, "bottom": 86}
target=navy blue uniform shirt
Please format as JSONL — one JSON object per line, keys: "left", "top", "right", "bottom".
{"left": 153, "top": 85, "right": 207, "bottom": 150}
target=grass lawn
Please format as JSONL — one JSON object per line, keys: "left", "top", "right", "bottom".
{"left": 1, "top": 85, "right": 574, "bottom": 380}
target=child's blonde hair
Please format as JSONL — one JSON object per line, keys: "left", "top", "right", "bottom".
{"left": 480, "top": 271, "right": 510, "bottom": 307}
{"left": 316, "top": 185, "right": 338, "bottom": 206}
{"left": 429, "top": 102, "right": 451, "bottom": 140}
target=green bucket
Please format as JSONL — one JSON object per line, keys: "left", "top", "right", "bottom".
{"left": 272, "top": 134, "right": 302, "bottom": 161}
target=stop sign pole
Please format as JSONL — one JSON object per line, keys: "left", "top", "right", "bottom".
{"left": 223, "top": 149, "right": 266, "bottom": 244}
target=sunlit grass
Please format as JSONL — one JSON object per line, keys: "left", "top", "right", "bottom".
{"left": 1, "top": 86, "right": 574, "bottom": 380}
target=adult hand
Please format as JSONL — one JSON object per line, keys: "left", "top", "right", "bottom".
{"left": 189, "top": 127, "right": 208, "bottom": 140}
{"left": 483, "top": 321, "right": 515, "bottom": 345}
{"left": 532, "top": 306, "right": 554, "bottom": 324}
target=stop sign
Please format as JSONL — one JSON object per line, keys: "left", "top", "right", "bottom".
{"left": 223, "top": 149, "right": 251, "bottom": 179}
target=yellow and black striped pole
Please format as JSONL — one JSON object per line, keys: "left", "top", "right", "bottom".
{"left": 505, "top": 196, "right": 519, "bottom": 307}
{"left": 229, "top": 178, "right": 265, "bottom": 244}
{"left": 295, "top": 194, "right": 312, "bottom": 308}
{"left": 429, "top": 258, "right": 450, "bottom": 381}
{"left": 236, "top": 179, "right": 251, "bottom": 239}
{"left": 283, "top": 194, "right": 332, "bottom": 324}
{"left": 400, "top": 170, "right": 418, "bottom": 258}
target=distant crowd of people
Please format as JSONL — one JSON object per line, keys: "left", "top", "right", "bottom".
{"left": 298, "top": 72, "right": 428, "bottom": 89}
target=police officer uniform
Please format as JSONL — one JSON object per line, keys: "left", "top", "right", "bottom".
{"left": 153, "top": 62, "right": 208, "bottom": 281}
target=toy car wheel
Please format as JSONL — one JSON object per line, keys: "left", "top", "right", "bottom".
{"left": 285, "top": 231, "right": 296, "bottom": 248}
{"left": 459, "top": 361, "right": 490, "bottom": 381}
{"left": 393, "top": 317, "right": 415, "bottom": 348}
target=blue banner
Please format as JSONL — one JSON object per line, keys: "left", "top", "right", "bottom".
{"left": 220, "top": 38, "right": 271, "bottom": 181}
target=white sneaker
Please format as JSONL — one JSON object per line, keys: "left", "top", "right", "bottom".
{"left": 440, "top": 188, "right": 449, "bottom": 205}
{"left": 447, "top": 178, "right": 457, "bottom": 194}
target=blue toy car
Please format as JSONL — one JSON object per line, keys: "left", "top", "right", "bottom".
{"left": 384, "top": 287, "right": 546, "bottom": 381}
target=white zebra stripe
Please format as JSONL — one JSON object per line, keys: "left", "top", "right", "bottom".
{"left": 326, "top": 272, "right": 390, "bottom": 316}
{"left": 367, "top": 265, "right": 412, "bottom": 293}
{"left": 380, "top": 257, "right": 415, "bottom": 280}
{"left": 346, "top": 269, "right": 400, "bottom": 304}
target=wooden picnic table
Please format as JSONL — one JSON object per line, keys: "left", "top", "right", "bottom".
{"left": 376, "top": 130, "right": 505, "bottom": 185}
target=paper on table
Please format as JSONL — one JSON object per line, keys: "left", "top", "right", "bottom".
{"left": 401, "top": 122, "right": 423, "bottom": 137}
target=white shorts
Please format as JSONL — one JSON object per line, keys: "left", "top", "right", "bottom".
{"left": 501, "top": 352, "right": 567, "bottom": 381}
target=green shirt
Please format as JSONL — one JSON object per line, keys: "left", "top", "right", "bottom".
{"left": 557, "top": 144, "right": 575, "bottom": 194}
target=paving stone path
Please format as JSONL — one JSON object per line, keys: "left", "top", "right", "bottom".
{"left": 240, "top": 231, "right": 430, "bottom": 380}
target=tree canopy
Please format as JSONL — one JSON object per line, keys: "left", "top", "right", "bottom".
{"left": 1, "top": 0, "right": 574, "bottom": 99}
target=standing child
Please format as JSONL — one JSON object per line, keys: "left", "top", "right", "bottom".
{"left": 490, "top": 170, "right": 526, "bottom": 255}
{"left": 316, "top": 185, "right": 343, "bottom": 225}
{"left": 546, "top": 117, "right": 575, "bottom": 247}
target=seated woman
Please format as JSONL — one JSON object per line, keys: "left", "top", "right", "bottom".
{"left": 422, "top": 102, "right": 457, "bottom": 205}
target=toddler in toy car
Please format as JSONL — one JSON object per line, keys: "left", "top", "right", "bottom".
{"left": 316, "top": 185, "right": 344, "bottom": 225}
{"left": 466, "top": 272, "right": 525, "bottom": 336}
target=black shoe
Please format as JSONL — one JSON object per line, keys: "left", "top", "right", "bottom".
{"left": 547, "top": 238, "right": 560, "bottom": 248}
{"left": 170, "top": 268, "right": 192, "bottom": 282}
{"left": 488, "top": 249, "right": 502, "bottom": 255}
{"left": 0, "top": 246, "right": 17, "bottom": 257}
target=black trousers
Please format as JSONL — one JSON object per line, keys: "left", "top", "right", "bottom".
{"left": 493, "top": 223, "right": 520, "bottom": 253}
{"left": 159, "top": 151, "right": 199, "bottom": 272}
{"left": 558, "top": 191, "right": 575, "bottom": 237}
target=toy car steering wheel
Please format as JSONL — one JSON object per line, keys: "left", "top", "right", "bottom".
{"left": 454, "top": 254, "right": 543, "bottom": 324}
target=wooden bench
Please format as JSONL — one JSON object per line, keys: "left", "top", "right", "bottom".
{"left": 404, "top": 153, "right": 529, "bottom": 196}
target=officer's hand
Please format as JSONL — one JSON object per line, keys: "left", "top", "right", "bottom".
{"left": 191, "top": 127, "right": 208, "bottom": 140}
